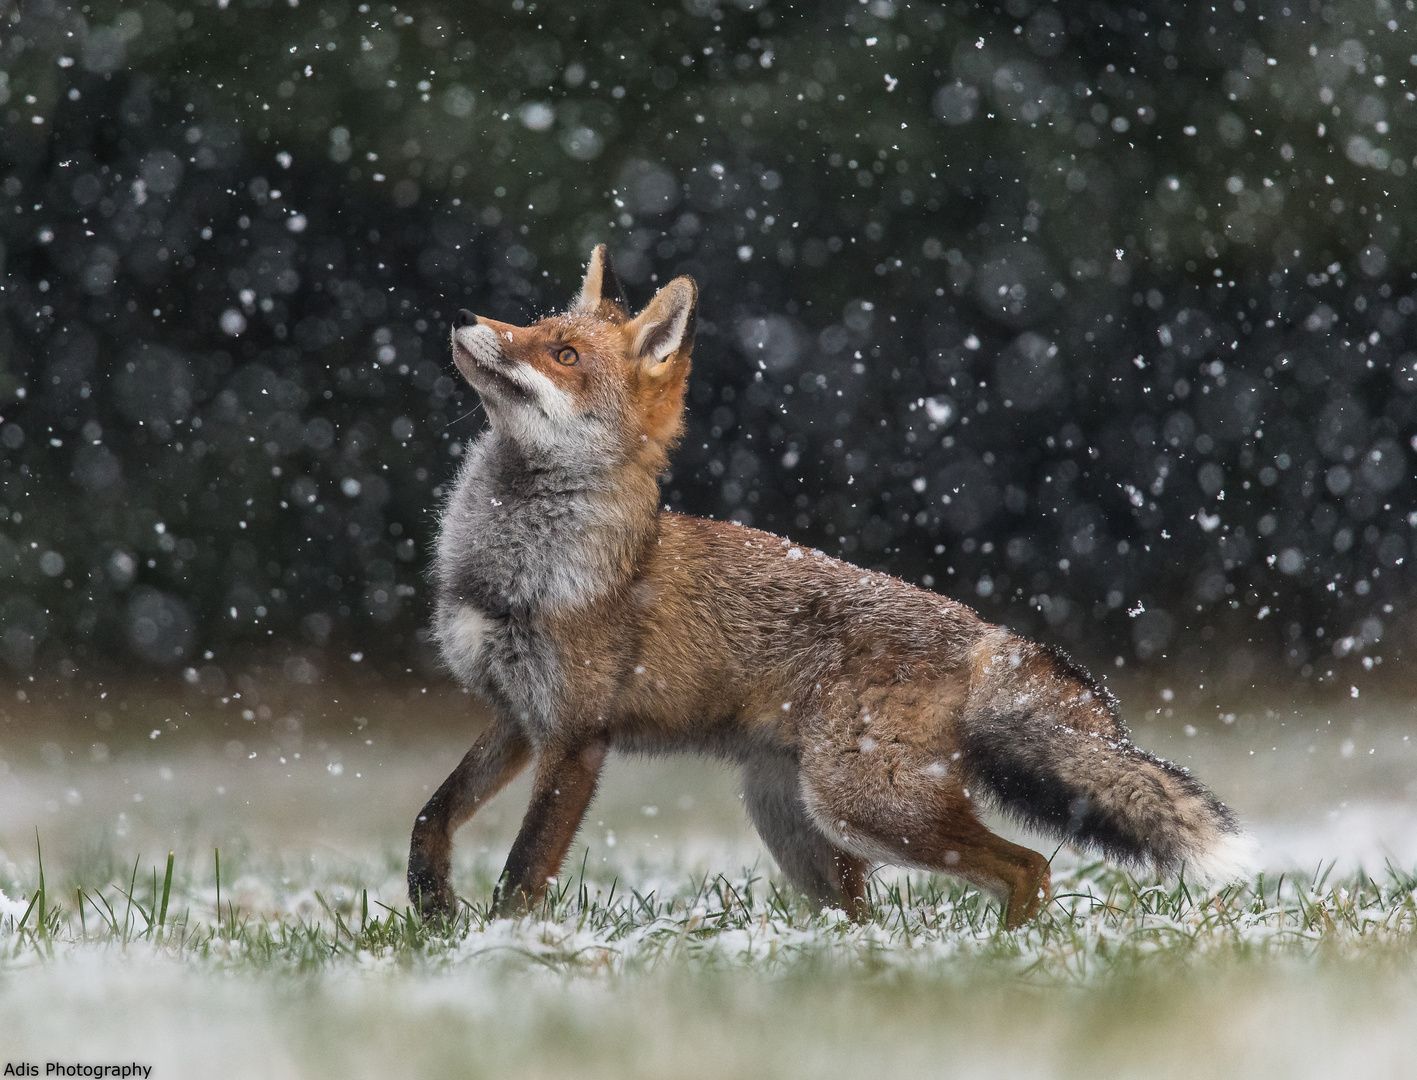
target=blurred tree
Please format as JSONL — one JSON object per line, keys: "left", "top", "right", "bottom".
{"left": 0, "top": 0, "right": 1414, "bottom": 686}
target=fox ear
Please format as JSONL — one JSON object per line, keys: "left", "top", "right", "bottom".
{"left": 628, "top": 277, "right": 698, "bottom": 372}
{"left": 574, "top": 244, "right": 629, "bottom": 314}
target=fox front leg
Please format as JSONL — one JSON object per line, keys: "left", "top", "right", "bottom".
{"left": 493, "top": 739, "right": 608, "bottom": 917}
{"left": 408, "top": 716, "right": 532, "bottom": 920}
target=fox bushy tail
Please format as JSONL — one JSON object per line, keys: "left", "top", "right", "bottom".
{"left": 959, "top": 651, "right": 1254, "bottom": 883}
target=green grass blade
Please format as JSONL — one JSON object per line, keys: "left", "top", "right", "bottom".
{"left": 34, "top": 830, "right": 46, "bottom": 934}
{"left": 158, "top": 851, "right": 175, "bottom": 931}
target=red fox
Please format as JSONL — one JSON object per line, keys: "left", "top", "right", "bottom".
{"left": 407, "top": 246, "right": 1253, "bottom": 928}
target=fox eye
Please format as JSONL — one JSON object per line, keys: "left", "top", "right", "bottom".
{"left": 555, "top": 346, "right": 579, "bottom": 366}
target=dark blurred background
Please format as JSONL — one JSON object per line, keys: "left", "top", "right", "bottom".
{"left": 1, "top": 0, "right": 1414, "bottom": 694}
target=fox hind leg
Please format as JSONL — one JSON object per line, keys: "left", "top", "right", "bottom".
{"left": 742, "top": 753, "right": 870, "bottom": 918}
{"left": 801, "top": 745, "right": 1050, "bottom": 929}
{"left": 826, "top": 790, "right": 1048, "bottom": 929}
{"left": 408, "top": 715, "right": 531, "bottom": 920}
{"left": 926, "top": 812, "right": 1052, "bottom": 930}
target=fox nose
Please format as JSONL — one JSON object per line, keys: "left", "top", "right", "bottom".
{"left": 456, "top": 309, "right": 478, "bottom": 328}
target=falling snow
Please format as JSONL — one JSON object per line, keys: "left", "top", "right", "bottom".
{"left": 0, "top": 1, "right": 1412, "bottom": 690}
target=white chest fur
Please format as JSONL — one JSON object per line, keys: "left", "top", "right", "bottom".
{"left": 440, "top": 606, "right": 495, "bottom": 679}
{"left": 434, "top": 601, "right": 563, "bottom": 739}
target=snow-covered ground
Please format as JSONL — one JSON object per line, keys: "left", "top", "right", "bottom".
{"left": 1, "top": 702, "right": 1414, "bottom": 1079}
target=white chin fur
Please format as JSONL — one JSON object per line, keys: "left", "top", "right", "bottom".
{"left": 1187, "top": 830, "right": 1259, "bottom": 885}
{"left": 510, "top": 364, "right": 576, "bottom": 421}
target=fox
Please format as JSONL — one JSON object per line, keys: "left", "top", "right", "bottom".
{"left": 406, "top": 245, "right": 1254, "bottom": 929}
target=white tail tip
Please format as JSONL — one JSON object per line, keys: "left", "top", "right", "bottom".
{"left": 1188, "top": 830, "right": 1259, "bottom": 885}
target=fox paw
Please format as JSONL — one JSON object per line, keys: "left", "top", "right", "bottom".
{"left": 407, "top": 858, "right": 455, "bottom": 922}
{"left": 1002, "top": 865, "right": 1052, "bottom": 930}
{"left": 490, "top": 884, "right": 531, "bottom": 919}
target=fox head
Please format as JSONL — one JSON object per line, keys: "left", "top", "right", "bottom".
{"left": 450, "top": 246, "right": 697, "bottom": 470}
